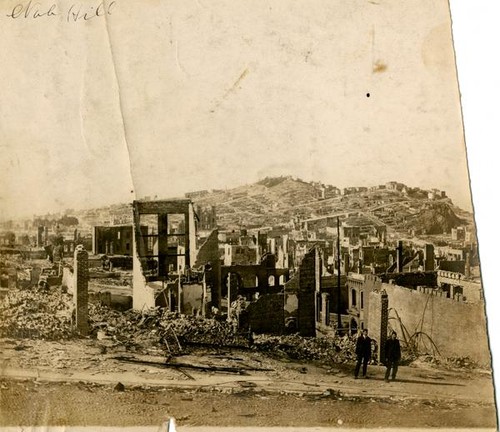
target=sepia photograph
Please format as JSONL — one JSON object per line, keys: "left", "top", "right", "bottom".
{"left": 0, "top": 0, "right": 498, "bottom": 430}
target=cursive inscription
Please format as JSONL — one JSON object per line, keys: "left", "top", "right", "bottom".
{"left": 6, "top": 1, "right": 59, "bottom": 19}
{"left": 5, "top": 1, "right": 116, "bottom": 22}
{"left": 67, "top": 1, "right": 115, "bottom": 22}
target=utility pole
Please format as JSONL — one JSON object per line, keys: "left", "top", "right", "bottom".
{"left": 202, "top": 271, "right": 207, "bottom": 317}
{"left": 227, "top": 272, "right": 231, "bottom": 322}
{"left": 177, "top": 274, "right": 182, "bottom": 313}
{"left": 337, "top": 217, "right": 342, "bottom": 332}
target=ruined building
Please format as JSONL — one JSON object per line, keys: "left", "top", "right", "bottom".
{"left": 196, "top": 205, "right": 217, "bottom": 231}
{"left": 284, "top": 246, "right": 349, "bottom": 337}
{"left": 92, "top": 225, "right": 134, "bottom": 256}
{"left": 132, "top": 199, "right": 197, "bottom": 310}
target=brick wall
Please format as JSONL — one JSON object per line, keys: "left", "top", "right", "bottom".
{"left": 380, "top": 271, "right": 437, "bottom": 288}
{"left": 322, "top": 275, "right": 349, "bottom": 314}
{"left": 297, "top": 248, "right": 318, "bottom": 337}
{"left": 194, "top": 230, "right": 221, "bottom": 308}
{"left": 247, "top": 293, "right": 285, "bottom": 334}
{"left": 221, "top": 262, "right": 288, "bottom": 297}
{"left": 439, "top": 260, "right": 465, "bottom": 274}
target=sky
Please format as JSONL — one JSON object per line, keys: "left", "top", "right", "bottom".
{"left": 0, "top": 0, "right": 473, "bottom": 220}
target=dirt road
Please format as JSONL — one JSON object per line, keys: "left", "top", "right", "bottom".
{"left": 0, "top": 338, "right": 497, "bottom": 429}
{"left": 1, "top": 379, "right": 496, "bottom": 428}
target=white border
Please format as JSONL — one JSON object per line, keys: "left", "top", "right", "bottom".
{"left": 450, "top": 0, "right": 500, "bottom": 406}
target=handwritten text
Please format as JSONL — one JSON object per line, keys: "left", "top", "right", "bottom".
{"left": 5, "top": 1, "right": 117, "bottom": 22}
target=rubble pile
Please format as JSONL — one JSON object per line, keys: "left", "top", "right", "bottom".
{"left": 89, "top": 304, "right": 360, "bottom": 362}
{"left": 169, "top": 316, "right": 242, "bottom": 346}
{"left": 88, "top": 304, "right": 243, "bottom": 349}
{"left": 88, "top": 303, "right": 153, "bottom": 347}
{"left": 253, "top": 333, "right": 357, "bottom": 363}
{"left": 445, "top": 356, "right": 477, "bottom": 369}
{"left": 89, "top": 277, "right": 131, "bottom": 287}
{"left": 0, "top": 284, "right": 366, "bottom": 366}
{"left": 0, "top": 288, "right": 74, "bottom": 340}
{"left": 0, "top": 255, "right": 25, "bottom": 268}
{"left": 412, "top": 354, "right": 479, "bottom": 370}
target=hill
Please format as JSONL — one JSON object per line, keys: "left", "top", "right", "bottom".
{"left": 193, "top": 177, "right": 471, "bottom": 233}
{"left": 406, "top": 202, "right": 465, "bottom": 235}
{"left": 31, "top": 176, "right": 470, "bottom": 237}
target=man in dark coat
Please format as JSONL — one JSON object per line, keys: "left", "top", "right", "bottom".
{"left": 354, "top": 329, "right": 372, "bottom": 379}
{"left": 384, "top": 331, "right": 402, "bottom": 382}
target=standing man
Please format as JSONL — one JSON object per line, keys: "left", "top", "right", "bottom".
{"left": 384, "top": 331, "right": 401, "bottom": 382}
{"left": 354, "top": 329, "right": 372, "bottom": 379}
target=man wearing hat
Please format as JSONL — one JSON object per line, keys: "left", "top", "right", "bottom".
{"left": 384, "top": 331, "right": 402, "bottom": 382}
{"left": 354, "top": 329, "right": 372, "bottom": 379}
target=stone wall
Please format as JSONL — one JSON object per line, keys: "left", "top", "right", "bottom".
{"left": 369, "top": 282, "right": 491, "bottom": 365}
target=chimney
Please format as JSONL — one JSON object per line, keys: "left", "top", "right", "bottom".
{"left": 465, "top": 251, "right": 471, "bottom": 278}
{"left": 396, "top": 241, "right": 403, "bottom": 273}
{"left": 343, "top": 253, "right": 350, "bottom": 275}
{"left": 37, "top": 226, "right": 44, "bottom": 247}
{"left": 424, "top": 244, "right": 435, "bottom": 271}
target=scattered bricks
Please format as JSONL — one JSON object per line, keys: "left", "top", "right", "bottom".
{"left": 252, "top": 333, "right": 357, "bottom": 363}
{"left": 88, "top": 303, "right": 247, "bottom": 350}
{"left": 0, "top": 287, "right": 73, "bottom": 340}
